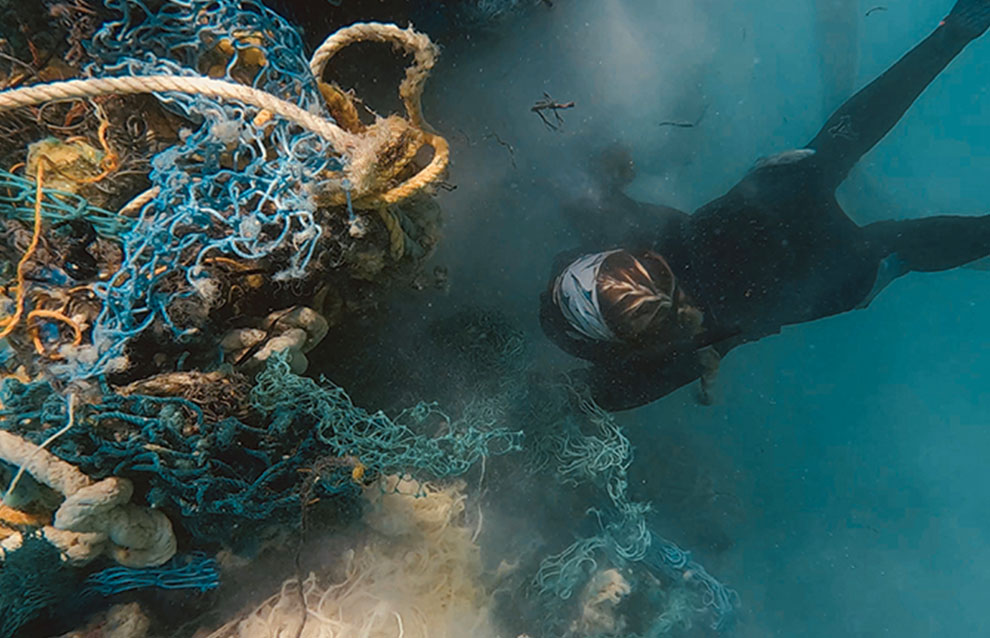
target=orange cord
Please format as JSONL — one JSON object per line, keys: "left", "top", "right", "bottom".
{"left": 62, "top": 101, "right": 89, "bottom": 128}
{"left": 0, "top": 125, "right": 117, "bottom": 342}
{"left": 0, "top": 162, "right": 45, "bottom": 339}
{"left": 5, "top": 162, "right": 25, "bottom": 199}
{"left": 203, "top": 255, "right": 259, "bottom": 272}
{"left": 72, "top": 120, "right": 120, "bottom": 184}
{"left": 25, "top": 39, "right": 41, "bottom": 68}
{"left": 27, "top": 309, "right": 83, "bottom": 360}
{"left": 0, "top": 504, "right": 49, "bottom": 528}
{"left": 44, "top": 120, "right": 119, "bottom": 185}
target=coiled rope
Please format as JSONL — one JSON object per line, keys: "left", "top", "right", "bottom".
{"left": 310, "top": 22, "right": 439, "bottom": 131}
{"left": 309, "top": 22, "right": 449, "bottom": 207}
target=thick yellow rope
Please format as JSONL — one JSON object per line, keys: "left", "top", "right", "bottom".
{"left": 309, "top": 22, "right": 439, "bottom": 130}
{"left": 309, "top": 23, "right": 448, "bottom": 208}
{"left": 380, "top": 132, "right": 449, "bottom": 205}
{"left": 377, "top": 208, "right": 405, "bottom": 260}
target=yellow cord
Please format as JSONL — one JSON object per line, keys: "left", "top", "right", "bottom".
{"left": 377, "top": 208, "right": 405, "bottom": 260}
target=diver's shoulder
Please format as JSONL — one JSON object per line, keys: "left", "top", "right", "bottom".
{"left": 751, "top": 148, "right": 817, "bottom": 170}
{"left": 728, "top": 147, "right": 821, "bottom": 191}
{"left": 694, "top": 147, "right": 824, "bottom": 212}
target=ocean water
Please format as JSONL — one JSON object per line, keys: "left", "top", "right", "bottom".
{"left": 423, "top": 0, "right": 990, "bottom": 635}
{"left": 1, "top": 0, "right": 988, "bottom": 636}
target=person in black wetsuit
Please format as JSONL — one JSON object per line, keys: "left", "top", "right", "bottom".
{"left": 540, "top": 0, "right": 990, "bottom": 411}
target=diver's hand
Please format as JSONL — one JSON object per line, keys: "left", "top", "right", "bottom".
{"left": 947, "top": 0, "right": 990, "bottom": 39}
{"left": 695, "top": 346, "right": 720, "bottom": 406}
{"left": 696, "top": 381, "right": 715, "bottom": 406}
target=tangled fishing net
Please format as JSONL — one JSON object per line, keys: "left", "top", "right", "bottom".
{"left": 0, "top": 2, "right": 741, "bottom": 636}
{"left": 0, "top": 0, "right": 523, "bottom": 634}
{"left": 0, "top": 0, "right": 450, "bottom": 383}
{"left": 0, "top": 351, "right": 519, "bottom": 554}
{"left": 0, "top": 532, "right": 74, "bottom": 638}
{"left": 310, "top": 306, "right": 741, "bottom": 637}
{"left": 527, "top": 384, "right": 739, "bottom": 635}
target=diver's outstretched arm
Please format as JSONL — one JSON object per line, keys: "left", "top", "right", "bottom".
{"left": 807, "top": 1, "right": 990, "bottom": 189}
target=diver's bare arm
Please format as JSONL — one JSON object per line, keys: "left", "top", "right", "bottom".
{"left": 806, "top": 8, "right": 982, "bottom": 188}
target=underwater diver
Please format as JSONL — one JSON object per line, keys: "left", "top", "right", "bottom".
{"left": 541, "top": 0, "right": 990, "bottom": 411}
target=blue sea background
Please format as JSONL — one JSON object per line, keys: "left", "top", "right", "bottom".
{"left": 418, "top": 0, "right": 990, "bottom": 635}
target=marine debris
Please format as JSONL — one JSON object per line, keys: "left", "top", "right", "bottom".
{"left": 531, "top": 91, "right": 576, "bottom": 131}
{"left": 484, "top": 131, "right": 517, "bottom": 168}
{"left": 0, "top": 0, "right": 521, "bottom": 634}
{"left": 0, "top": 2, "right": 737, "bottom": 636}
{"left": 658, "top": 104, "right": 709, "bottom": 129}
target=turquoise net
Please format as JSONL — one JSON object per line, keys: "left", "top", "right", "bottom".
{"left": 0, "top": 352, "right": 521, "bottom": 550}
{"left": 48, "top": 0, "right": 339, "bottom": 380}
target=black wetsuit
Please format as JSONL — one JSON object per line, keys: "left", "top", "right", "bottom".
{"left": 542, "top": 12, "right": 990, "bottom": 411}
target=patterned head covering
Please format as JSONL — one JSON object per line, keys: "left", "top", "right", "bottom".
{"left": 552, "top": 250, "right": 620, "bottom": 342}
{"left": 597, "top": 250, "right": 678, "bottom": 340}
{"left": 553, "top": 250, "right": 678, "bottom": 342}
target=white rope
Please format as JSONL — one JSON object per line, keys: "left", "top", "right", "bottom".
{"left": 118, "top": 186, "right": 159, "bottom": 217}
{"left": 3, "top": 393, "right": 77, "bottom": 505}
{"left": 309, "top": 22, "right": 436, "bottom": 82}
{"left": 0, "top": 75, "right": 359, "bottom": 153}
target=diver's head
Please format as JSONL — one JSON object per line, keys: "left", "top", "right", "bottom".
{"left": 552, "top": 249, "right": 702, "bottom": 345}
{"left": 590, "top": 143, "right": 636, "bottom": 191}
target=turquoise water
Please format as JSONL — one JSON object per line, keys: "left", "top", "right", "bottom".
{"left": 422, "top": 0, "right": 990, "bottom": 635}
{"left": 1, "top": 0, "right": 987, "bottom": 635}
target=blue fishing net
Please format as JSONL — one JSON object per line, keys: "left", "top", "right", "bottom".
{"left": 0, "top": 352, "right": 520, "bottom": 550}
{"left": 530, "top": 385, "right": 739, "bottom": 634}
{"left": 0, "top": 169, "right": 131, "bottom": 239}
{"left": 255, "top": 350, "right": 523, "bottom": 480}
{"left": 0, "top": 533, "right": 73, "bottom": 638}
{"left": 341, "top": 307, "right": 736, "bottom": 634}
{"left": 50, "top": 0, "right": 340, "bottom": 380}
{"left": 84, "top": 552, "right": 220, "bottom": 596}
{"left": 0, "top": 340, "right": 14, "bottom": 371}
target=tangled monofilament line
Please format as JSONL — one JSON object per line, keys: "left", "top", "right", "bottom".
{"left": 532, "top": 384, "right": 739, "bottom": 631}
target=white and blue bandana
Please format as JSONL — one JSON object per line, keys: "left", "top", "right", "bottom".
{"left": 552, "top": 250, "right": 620, "bottom": 342}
